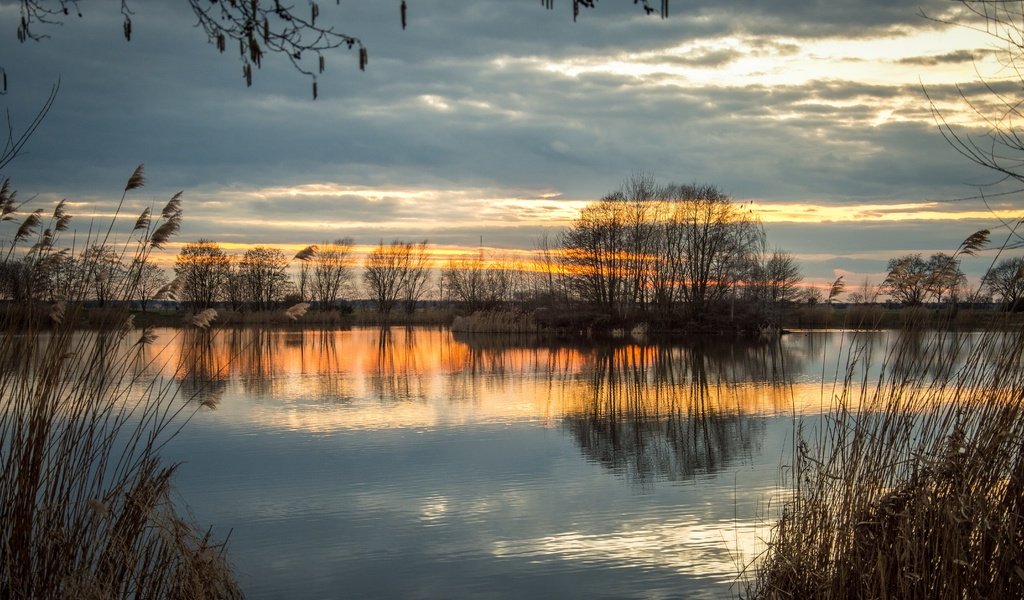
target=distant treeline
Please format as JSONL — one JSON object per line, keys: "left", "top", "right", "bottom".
{"left": 2, "top": 175, "right": 1022, "bottom": 331}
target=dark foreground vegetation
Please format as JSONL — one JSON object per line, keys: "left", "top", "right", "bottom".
{"left": 748, "top": 300, "right": 1024, "bottom": 597}
{"left": 0, "top": 170, "right": 241, "bottom": 598}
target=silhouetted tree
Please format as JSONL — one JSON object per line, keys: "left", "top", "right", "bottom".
{"left": 221, "top": 259, "right": 246, "bottom": 311}
{"left": 925, "top": 252, "right": 967, "bottom": 303}
{"left": 882, "top": 254, "right": 931, "bottom": 305}
{"left": 132, "top": 260, "right": 168, "bottom": 311}
{"left": 11, "top": 1, "right": 668, "bottom": 95}
{"left": 883, "top": 252, "right": 968, "bottom": 305}
{"left": 175, "top": 239, "right": 230, "bottom": 309}
{"left": 441, "top": 250, "right": 523, "bottom": 311}
{"left": 311, "top": 238, "right": 354, "bottom": 309}
{"left": 400, "top": 241, "right": 431, "bottom": 314}
{"left": 560, "top": 177, "right": 762, "bottom": 321}
{"left": 238, "top": 246, "right": 290, "bottom": 310}
{"left": 750, "top": 249, "right": 803, "bottom": 305}
{"left": 364, "top": 241, "right": 409, "bottom": 316}
{"left": 81, "top": 244, "right": 124, "bottom": 306}
{"left": 984, "top": 256, "right": 1024, "bottom": 311}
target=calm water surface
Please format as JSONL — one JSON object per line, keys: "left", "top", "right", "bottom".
{"left": 137, "top": 327, "right": 940, "bottom": 599}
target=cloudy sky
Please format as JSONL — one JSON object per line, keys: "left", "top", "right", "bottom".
{"left": 1, "top": 0, "right": 1022, "bottom": 288}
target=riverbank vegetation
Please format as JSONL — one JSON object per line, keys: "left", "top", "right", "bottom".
{"left": 747, "top": 218, "right": 1024, "bottom": 598}
{"left": 0, "top": 170, "right": 241, "bottom": 598}
{"left": 748, "top": 309, "right": 1024, "bottom": 598}
{"left": 6, "top": 171, "right": 1018, "bottom": 336}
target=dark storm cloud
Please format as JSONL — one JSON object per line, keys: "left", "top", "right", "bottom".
{"left": 0, "top": 2, "right": 984, "bottom": 193}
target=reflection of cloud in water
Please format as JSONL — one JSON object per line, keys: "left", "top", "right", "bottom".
{"left": 492, "top": 514, "right": 764, "bottom": 583}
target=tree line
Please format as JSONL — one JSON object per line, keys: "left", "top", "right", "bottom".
{"left": 3, "top": 175, "right": 1022, "bottom": 320}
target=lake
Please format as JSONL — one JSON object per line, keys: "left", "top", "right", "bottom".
{"left": 137, "top": 327, "right": 933, "bottom": 599}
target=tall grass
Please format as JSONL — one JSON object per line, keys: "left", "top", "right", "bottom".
{"left": 749, "top": 310, "right": 1024, "bottom": 597}
{"left": 450, "top": 309, "right": 541, "bottom": 334}
{"left": 0, "top": 169, "right": 241, "bottom": 598}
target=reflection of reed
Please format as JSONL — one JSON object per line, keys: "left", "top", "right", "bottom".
{"left": 562, "top": 343, "right": 785, "bottom": 487}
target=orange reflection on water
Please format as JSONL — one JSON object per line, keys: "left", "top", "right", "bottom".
{"left": 144, "top": 327, "right": 827, "bottom": 435}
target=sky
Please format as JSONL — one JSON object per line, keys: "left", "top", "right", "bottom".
{"left": 1, "top": 0, "right": 1023, "bottom": 290}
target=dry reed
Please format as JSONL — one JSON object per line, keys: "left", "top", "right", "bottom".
{"left": 0, "top": 170, "right": 242, "bottom": 598}
{"left": 749, "top": 306, "right": 1024, "bottom": 597}
{"left": 450, "top": 309, "right": 541, "bottom": 334}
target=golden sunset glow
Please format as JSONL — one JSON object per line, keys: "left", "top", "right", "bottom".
{"left": 751, "top": 201, "right": 1023, "bottom": 223}
{"left": 135, "top": 327, "right": 856, "bottom": 434}
{"left": 537, "top": 26, "right": 999, "bottom": 97}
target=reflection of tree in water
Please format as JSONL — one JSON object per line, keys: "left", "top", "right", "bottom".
{"left": 176, "top": 328, "right": 230, "bottom": 408}
{"left": 371, "top": 327, "right": 430, "bottom": 403}
{"left": 563, "top": 341, "right": 789, "bottom": 488}
{"left": 233, "top": 328, "right": 279, "bottom": 397}
{"left": 177, "top": 328, "right": 362, "bottom": 406}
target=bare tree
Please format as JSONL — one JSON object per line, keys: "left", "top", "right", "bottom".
{"left": 983, "top": 256, "right": 1024, "bottom": 310}
{"left": 927, "top": 2, "right": 1024, "bottom": 250}
{"left": 238, "top": 246, "right": 290, "bottom": 310}
{"left": 364, "top": 241, "right": 409, "bottom": 317}
{"left": 30, "top": 251, "right": 75, "bottom": 303}
{"left": 363, "top": 240, "right": 433, "bottom": 316}
{"left": 132, "top": 260, "right": 168, "bottom": 312}
{"left": 311, "top": 238, "right": 354, "bottom": 309}
{"left": 297, "top": 262, "right": 311, "bottom": 303}
{"left": 81, "top": 244, "right": 125, "bottom": 306}
{"left": 11, "top": 2, "right": 667, "bottom": 95}
{"left": 925, "top": 252, "right": 967, "bottom": 303}
{"left": 751, "top": 250, "right": 803, "bottom": 305}
{"left": 882, "top": 252, "right": 968, "bottom": 305}
{"left": 441, "top": 249, "right": 523, "bottom": 312}
{"left": 221, "top": 259, "right": 245, "bottom": 311}
{"left": 175, "top": 239, "right": 230, "bottom": 309}
{"left": 401, "top": 241, "right": 431, "bottom": 314}
{"left": 847, "top": 277, "right": 880, "bottom": 304}
{"left": 882, "top": 254, "right": 932, "bottom": 306}
{"left": 667, "top": 183, "right": 762, "bottom": 317}
{"left": 560, "top": 197, "right": 631, "bottom": 319}
{"left": 801, "top": 286, "right": 824, "bottom": 305}
{"left": 559, "top": 178, "right": 763, "bottom": 321}
{"left": 534, "top": 231, "right": 565, "bottom": 307}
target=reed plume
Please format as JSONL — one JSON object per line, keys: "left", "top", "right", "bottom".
{"left": 284, "top": 302, "right": 310, "bottom": 321}
{"left": 125, "top": 164, "right": 145, "bottom": 191}
{"left": 750, "top": 269, "right": 1024, "bottom": 598}
{"left": 0, "top": 173, "right": 242, "bottom": 598}
{"left": 191, "top": 308, "right": 219, "bottom": 329}
{"left": 293, "top": 244, "right": 316, "bottom": 262}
